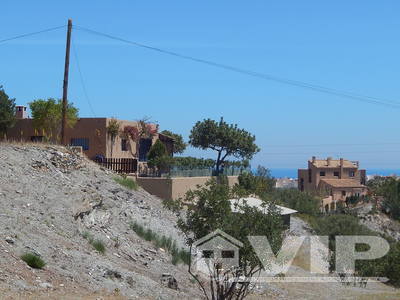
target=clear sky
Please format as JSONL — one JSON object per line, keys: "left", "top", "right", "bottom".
{"left": 1, "top": 1, "right": 400, "bottom": 170}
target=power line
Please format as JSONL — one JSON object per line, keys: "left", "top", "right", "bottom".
{"left": 71, "top": 37, "right": 96, "bottom": 116}
{"left": 74, "top": 25, "right": 400, "bottom": 109}
{"left": 0, "top": 25, "right": 66, "bottom": 44}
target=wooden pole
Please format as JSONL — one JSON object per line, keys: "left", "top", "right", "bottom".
{"left": 61, "top": 19, "right": 72, "bottom": 145}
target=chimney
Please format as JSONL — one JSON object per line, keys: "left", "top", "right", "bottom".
{"left": 340, "top": 158, "right": 344, "bottom": 167}
{"left": 327, "top": 157, "right": 332, "bottom": 166}
{"left": 15, "top": 106, "right": 27, "bottom": 119}
{"left": 312, "top": 156, "right": 316, "bottom": 163}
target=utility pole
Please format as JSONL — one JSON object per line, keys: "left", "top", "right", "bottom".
{"left": 61, "top": 19, "right": 72, "bottom": 145}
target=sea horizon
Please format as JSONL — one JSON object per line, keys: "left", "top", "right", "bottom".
{"left": 268, "top": 168, "right": 400, "bottom": 179}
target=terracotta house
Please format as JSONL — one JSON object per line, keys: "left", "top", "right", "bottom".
{"left": 298, "top": 157, "right": 368, "bottom": 212}
{"left": 6, "top": 106, "right": 174, "bottom": 172}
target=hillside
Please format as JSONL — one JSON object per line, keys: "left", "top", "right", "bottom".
{"left": 0, "top": 143, "right": 201, "bottom": 299}
{"left": 1, "top": 143, "right": 400, "bottom": 299}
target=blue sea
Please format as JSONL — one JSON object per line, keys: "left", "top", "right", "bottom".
{"left": 269, "top": 168, "right": 400, "bottom": 179}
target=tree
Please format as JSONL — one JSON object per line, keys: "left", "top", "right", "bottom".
{"left": 161, "top": 129, "right": 187, "bottom": 154}
{"left": 29, "top": 98, "right": 78, "bottom": 140}
{"left": 106, "top": 118, "right": 121, "bottom": 158}
{"left": 236, "top": 166, "right": 276, "bottom": 198}
{"left": 271, "top": 188, "right": 321, "bottom": 216}
{"left": 178, "top": 178, "right": 284, "bottom": 299}
{"left": 147, "top": 140, "right": 173, "bottom": 175}
{"left": 189, "top": 118, "right": 260, "bottom": 175}
{"left": 380, "top": 178, "right": 400, "bottom": 220}
{"left": 0, "top": 86, "right": 16, "bottom": 137}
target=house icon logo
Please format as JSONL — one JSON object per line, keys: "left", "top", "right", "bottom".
{"left": 191, "top": 229, "right": 243, "bottom": 275}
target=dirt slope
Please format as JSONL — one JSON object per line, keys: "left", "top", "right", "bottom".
{"left": 0, "top": 143, "right": 200, "bottom": 299}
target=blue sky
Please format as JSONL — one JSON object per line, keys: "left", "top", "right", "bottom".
{"left": 1, "top": 1, "right": 400, "bottom": 169}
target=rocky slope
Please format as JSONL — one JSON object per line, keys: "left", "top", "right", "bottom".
{"left": 1, "top": 143, "right": 399, "bottom": 299}
{"left": 0, "top": 143, "right": 200, "bottom": 299}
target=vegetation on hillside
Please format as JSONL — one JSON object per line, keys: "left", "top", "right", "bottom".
{"left": 130, "top": 221, "right": 190, "bottom": 265}
{"left": 21, "top": 253, "right": 46, "bottom": 269}
{"left": 114, "top": 176, "right": 138, "bottom": 190}
{"left": 177, "top": 177, "right": 284, "bottom": 299}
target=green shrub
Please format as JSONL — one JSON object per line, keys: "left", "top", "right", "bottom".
{"left": 130, "top": 221, "right": 189, "bottom": 265}
{"left": 91, "top": 239, "right": 106, "bottom": 254}
{"left": 21, "top": 253, "right": 46, "bottom": 269}
{"left": 82, "top": 231, "right": 94, "bottom": 242}
{"left": 82, "top": 231, "right": 106, "bottom": 254}
{"left": 114, "top": 176, "right": 138, "bottom": 190}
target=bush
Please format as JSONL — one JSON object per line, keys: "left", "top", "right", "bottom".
{"left": 130, "top": 221, "right": 189, "bottom": 265}
{"left": 114, "top": 176, "right": 138, "bottom": 191}
{"left": 21, "top": 253, "right": 46, "bottom": 269}
{"left": 272, "top": 189, "right": 321, "bottom": 216}
{"left": 91, "top": 240, "right": 106, "bottom": 254}
{"left": 236, "top": 166, "right": 276, "bottom": 198}
{"left": 82, "top": 231, "right": 106, "bottom": 254}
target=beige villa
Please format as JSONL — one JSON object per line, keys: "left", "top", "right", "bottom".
{"left": 6, "top": 106, "right": 174, "bottom": 172}
{"left": 298, "top": 156, "right": 368, "bottom": 212}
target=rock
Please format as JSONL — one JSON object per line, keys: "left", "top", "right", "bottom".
{"left": 5, "top": 237, "right": 14, "bottom": 244}
{"left": 39, "top": 282, "right": 53, "bottom": 289}
{"left": 161, "top": 273, "right": 178, "bottom": 290}
{"left": 104, "top": 268, "right": 122, "bottom": 279}
{"left": 126, "top": 276, "right": 134, "bottom": 287}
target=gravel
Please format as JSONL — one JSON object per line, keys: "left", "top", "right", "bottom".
{"left": 0, "top": 143, "right": 200, "bottom": 299}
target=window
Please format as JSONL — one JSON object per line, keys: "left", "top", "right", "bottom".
{"left": 349, "top": 171, "right": 355, "bottom": 177}
{"left": 222, "top": 250, "right": 235, "bottom": 258}
{"left": 342, "top": 191, "right": 346, "bottom": 196}
{"left": 334, "top": 171, "right": 339, "bottom": 177}
{"left": 308, "top": 169, "right": 312, "bottom": 183}
{"left": 121, "top": 139, "right": 128, "bottom": 151}
{"left": 70, "top": 138, "right": 89, "bottom": 151}
{"left": 202, "top": 250, "right": 214, "bottom": 258}
{"left": 320, "top": 171, "right": 325, "bottom": 176}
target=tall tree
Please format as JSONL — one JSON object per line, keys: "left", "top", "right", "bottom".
{"left": 178, "top": 178, "right": 283, "bottom": 299}
{"left": 0, "top": 86, "right": 16, "bottom": 136}
{"left": 147, "top": 140, "right": 173, "bottom": 176}
{"left": 161, "top": 129, "right": 187, "bottom": 154}
{"left": 106, "top": 118, "right": 121, "bottom": 158}
{"left": 189, "top": 118, "right": 260, "bottom": 175}
{"left": 29, "top": 98, "right": 78, "bottom": 140}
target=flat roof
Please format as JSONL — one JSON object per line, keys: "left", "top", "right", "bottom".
{"left": 229, "top": 197, "right": 297, "bottom": 215}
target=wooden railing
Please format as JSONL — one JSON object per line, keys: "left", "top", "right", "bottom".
{"left": 93, "top": 157, "right": 138, "bottom": 174}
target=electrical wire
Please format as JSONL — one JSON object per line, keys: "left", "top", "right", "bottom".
{"left": 0, "top": 25, "right": 66, "bottom": 44}
{"left": 74, "top": 25, "right": 400, "bottom": 109}
{"left": 71, "top": 37, "right": 96, "bottom": 116}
